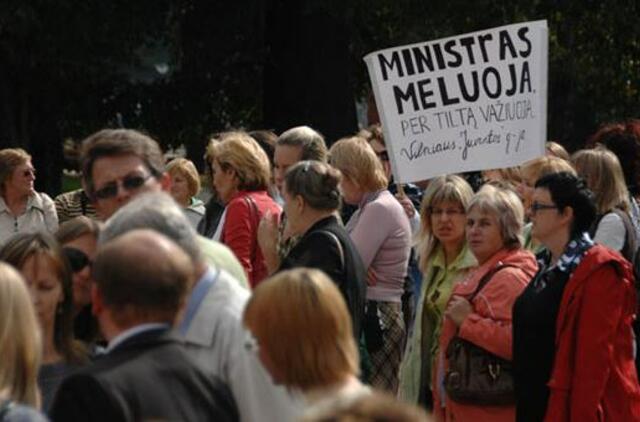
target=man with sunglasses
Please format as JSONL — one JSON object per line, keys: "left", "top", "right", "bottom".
{"left": 80, "top": 129, "right": 170, "bottom": 221}
{"left": 79, "top": 128, "right": 248, "bottom": 287}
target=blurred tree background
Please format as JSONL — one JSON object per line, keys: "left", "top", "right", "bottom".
{"left": 0, "top": 0, "right": 638, "bottom": 194}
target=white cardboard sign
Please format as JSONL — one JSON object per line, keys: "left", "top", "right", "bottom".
{"left": 364, "top": 20, "right": 548, "bottom": 183}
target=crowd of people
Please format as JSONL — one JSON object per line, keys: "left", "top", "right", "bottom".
{"left": 0, "top": 120, "right": 640, "bottom": 421}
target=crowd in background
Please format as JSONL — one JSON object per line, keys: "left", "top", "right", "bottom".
{"left": 0, "top": 120, "right": 640, "bottom": 421}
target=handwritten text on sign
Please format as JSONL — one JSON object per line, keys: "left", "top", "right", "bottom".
{"left": 365, "top": 21, "right": 548, "bottom": 183}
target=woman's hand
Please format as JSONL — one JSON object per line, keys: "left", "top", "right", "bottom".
{"left": 258, "top": 211, "right": 281, "bottom": 274}
{"left": 395, "top": 193, "right": 416, "bottom": 219}
{"left": 445, "top": 295, "right": 473, "bottom": 326}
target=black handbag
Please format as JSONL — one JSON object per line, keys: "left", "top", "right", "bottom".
{"left": 443, "top": 264, "right": 517, "bottom": 406}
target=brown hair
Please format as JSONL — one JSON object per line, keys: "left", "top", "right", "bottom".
{"left": 92, "top": 231, "right": 192, "bottom": 327}
{"left": 301, "top": 391, "right": 431, "bottom": 422}
{"left": 284, "top": 161, "right": 342, "bottom": 211}
{"left": 520, "top": 156, "right": 576, "bottom": 186}
{"left": 55, "top": 216, "right": 102, "bottom": 244}
{"left": 209, "top": 131, "right": 271, "bottom": 191}
{"left": 0, "top": 233, "right": 87, "bottom": 364}
{"left": 244, "top": 268, "right": 359, "bottom": 391}
{"left": 0, "top": 148, "right": 31, "bottom": 194}
{"left": 80, "top": 129, "right": 165, "bottom": 198}
{"left": 329, "top": 136, "right": 388, "bottom": 192}
{"left": 166, "top": 158, "right": 201, "bottom": 198}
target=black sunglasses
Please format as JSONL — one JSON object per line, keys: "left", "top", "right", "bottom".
{"left": 62, "top": 247, "right": 92, "bottom": 273}
{"left": 529, "top": 201, "right": 558, "bottom": 213}
{"left": 93, "top": 174, "right": 152, "bottom": 200}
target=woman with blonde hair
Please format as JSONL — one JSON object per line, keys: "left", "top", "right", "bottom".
{"left": 209, "top": 131, "right": 281, "bottom": 287}
{"left": 244, "top": 268, "right": 368, "bottom": 415}
{"left": 398, "top": 175, "right": 476, "bottom": 408}
{"left": 166, "top": 158, "right": 205, "bottom": 229}
{"left": 572, "top": 147, "right": 636, "bottom": 260}
{"left": 433, "top": 185, "right": 536, "bottom": 422}
{"left": 330, "top": 136, "right": 411, "bottom": 393}
{"left": 0, "top": 233, "right": 87, "bottom": 413}
{"left": 0, "top": 148, "right": 57, "bottom": 243}
{"left": 0, "top": 262, "right": 47, "bottom": 420}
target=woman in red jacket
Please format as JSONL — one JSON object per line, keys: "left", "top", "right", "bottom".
{"left": 513, "top": 172, "right": 640, "bottom": 422}
{"left": 209, "top": 132, "right": 281, "bottom": 287}
{"left": 433, "top": 184, "right": 537, "bottom": 422}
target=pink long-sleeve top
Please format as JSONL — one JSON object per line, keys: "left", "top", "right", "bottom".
{"left": 346, "top": 189, "right": 411, "bottom": 303}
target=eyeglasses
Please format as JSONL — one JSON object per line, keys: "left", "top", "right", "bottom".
{"left": 529, "top": 201, "right": 558, "bottom": 214}
{"left": 93, "top": 174, "right": 152, "bottom": 200}
{"left": 62, "top": 247, "right": 92, "bottom": 273}
{"left": 429, "top": 207, "right": 465, "bottom": 218}
{"left": 375, "top": 150, "right": 390, "bottom": 162}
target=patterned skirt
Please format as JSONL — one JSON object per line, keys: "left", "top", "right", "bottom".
{"left": 367, "top": 301, "right": 406, "bottom": 393}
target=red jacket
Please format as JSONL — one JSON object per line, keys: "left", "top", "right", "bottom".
{"left": 221, "top": 190, "right": 281, "bottom": 287}
{"left": 545, "top": 245, "right": 640, "bottom": 422}
{"left": 433, "top": 248, "right": 537, "bottom": 422}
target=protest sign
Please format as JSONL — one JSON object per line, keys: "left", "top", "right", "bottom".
{"left": 364, "top": 20, "right": 548, "bottom": 183}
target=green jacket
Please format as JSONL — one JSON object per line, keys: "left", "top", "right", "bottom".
{"left": 398, "top": 243, "right": 476, "bottom": 404}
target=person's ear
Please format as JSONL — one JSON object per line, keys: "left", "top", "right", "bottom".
{"left": 91, "top": 284, "right": 103, "bottom": 317}
{"left": 295, "top": 195, "right": 305, "bottom": 214}
{"left": 560, "top": 205, "right": 574, "bottom": 225}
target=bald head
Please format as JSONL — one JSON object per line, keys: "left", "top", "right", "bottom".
{"left": 93, "top": 229, "right": 193, "bottom": 327}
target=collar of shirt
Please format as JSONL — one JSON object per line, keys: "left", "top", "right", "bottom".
{"left": 0, "top": 193, "right": 43, "bottom": 214}
{"left": 178, "top": 266, "right": 220, "bottom": 334}
{"left": 106, "top": 323, "right": 170, "bottom": 353}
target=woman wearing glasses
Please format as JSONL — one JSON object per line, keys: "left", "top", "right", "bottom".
{"left": 0, "top": 232, "right": 87, "bottom": 413}
{"left": 0, "top": 148, "right": 58, "bottom": 244}
{"left": 398, "top": 175, "right": 476, "bottom": 408}
{"left": 55, "top": 216, "right": 102, "bottom": 346}
{"left": 513, "top": 172, "right": 640, "bottom": 421}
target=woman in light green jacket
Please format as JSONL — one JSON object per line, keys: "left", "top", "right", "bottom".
{"left": 398, "top": 175, "right": 476, "bottom": 407}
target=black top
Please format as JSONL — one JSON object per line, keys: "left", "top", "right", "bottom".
{"left": 278, "top": 215, "right": 366, "bottom": 338}
{"left": 49, "top": 327, "right": 238, "bottom": 422}
{"left": 513, "top": 256, "right": 570, "bottom": 422}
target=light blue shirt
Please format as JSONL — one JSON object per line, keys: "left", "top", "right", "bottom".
{"left": 179, "top": 266, "right": 220, "bottom": 334}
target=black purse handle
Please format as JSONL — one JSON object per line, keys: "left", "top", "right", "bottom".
{"left": 467, "top": 262, "right": 518, "bottom": 302}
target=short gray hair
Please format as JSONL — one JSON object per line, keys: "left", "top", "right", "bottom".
{"left": 467, "top": 184, "right": 524, "bottom": 249}
{"left": 277, "top": 126, "right": 328, "bottom": 162}
{"left": 99, "top": 192, "right": 203, "bottom": 263}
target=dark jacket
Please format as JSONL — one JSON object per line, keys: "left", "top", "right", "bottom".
{"left": 49, "top": 327, "right": 238, "bottom": 422}
{"left": 278, "top": 215, "right": 366, "bottom": 338}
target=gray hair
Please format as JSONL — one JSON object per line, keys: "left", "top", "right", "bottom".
{"left": 277, "top": 126, "right": 328, "bottom": 162}
{"left": 99, "top": 192, "right": 203, "bottom": 264}
{"left": 467, "top": 184, "right": 524, "bottom": 249}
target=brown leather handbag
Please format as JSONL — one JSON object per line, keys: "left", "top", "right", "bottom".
{"left": 443, "top": 264, "right": 517, "bottom": 406}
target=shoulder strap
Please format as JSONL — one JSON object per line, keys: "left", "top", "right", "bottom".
{"left": 316, "top": 230, "right": 345, "bottom": 271}
{"left": 469, "top": 263, "right": 519, "bottom": 301}
{"left": 242, "top": 195, "right": 260, "bottom": 259}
